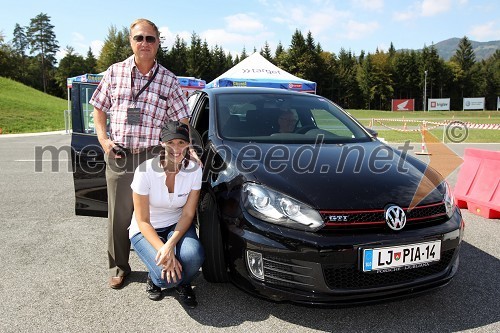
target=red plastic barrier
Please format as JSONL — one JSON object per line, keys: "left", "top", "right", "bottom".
{"left": 454, "top": 148, "right": 500, "bottom": 219}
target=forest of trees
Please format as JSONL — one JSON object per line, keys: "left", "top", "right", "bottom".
{"left": 1, "top": 13, "right": 499, "bottom": 110}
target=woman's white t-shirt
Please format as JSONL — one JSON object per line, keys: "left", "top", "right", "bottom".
{"left": 128, "top": 156, "right": 202, "bottom": 238}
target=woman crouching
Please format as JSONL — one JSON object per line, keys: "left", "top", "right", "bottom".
{"left": 129, "top": 121, "right": 204, "bottom": 308}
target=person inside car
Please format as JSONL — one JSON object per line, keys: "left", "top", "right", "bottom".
{"left": 129, "top": 121, "right": 204, "bottom": 308}
{"left": 276, "top": 108, "right": 298, "bottom": 133}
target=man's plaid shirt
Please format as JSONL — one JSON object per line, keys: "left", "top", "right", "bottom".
{"left": 90, "top": 55, "right": 190, "bottom": 149}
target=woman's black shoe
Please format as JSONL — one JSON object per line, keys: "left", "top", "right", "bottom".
{"left": 175, "top": 284, "right": 197, "bottom": 308}
{"left": 146, "top": 276, "right": 162, "bottom": 301}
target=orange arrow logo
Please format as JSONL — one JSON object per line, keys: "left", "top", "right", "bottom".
{"left": 409, "top": 125, "right": 464, "bottom": 210}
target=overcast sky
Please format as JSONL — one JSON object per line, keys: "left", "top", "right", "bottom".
{"left": 1, "top": 0, "right": 499, "bottom": 62}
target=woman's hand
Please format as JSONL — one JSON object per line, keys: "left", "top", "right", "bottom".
{"left": 155, "top": 242, "right": 175, "bottom": 267}
{"left": 156, "top": 243, "right": 183, "bottom": 283}
{"left": 161, "top": 257, "right": 183, "bottom": 283}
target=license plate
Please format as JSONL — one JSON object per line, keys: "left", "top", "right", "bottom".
{"left": 363, "top": 240, "right": 441, "bottom": 272}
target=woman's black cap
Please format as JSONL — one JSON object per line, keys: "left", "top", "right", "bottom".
{"left": 160, "top": 121, "right": 190, "bottom": 142}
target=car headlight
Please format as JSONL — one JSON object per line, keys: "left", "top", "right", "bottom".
{"left": 242, "top": 183, "right": 324, "bottom": 231}
{"left": 444, "top": 181, "right": 456, "bottom": 218}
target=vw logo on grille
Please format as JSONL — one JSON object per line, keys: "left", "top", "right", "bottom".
{"left": 385, "top": 205, "right": 406, "bottom": 231}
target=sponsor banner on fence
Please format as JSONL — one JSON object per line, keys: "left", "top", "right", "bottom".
{"left": 391, "top": 99, "right": 415, "bottom": 111}
{"left": 463, "top": 97, "right": 485, "bottom": 110}
{"left": 428, "top": 98, "right": 451, "bottom": 111}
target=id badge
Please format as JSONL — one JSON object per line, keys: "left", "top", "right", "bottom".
{"left": 127, "top": 107, "right": 141, "bottom": 125}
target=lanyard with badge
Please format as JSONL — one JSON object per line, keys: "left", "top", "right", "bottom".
{"left": 127, "top": 65, "right": 160, "bottom": 124}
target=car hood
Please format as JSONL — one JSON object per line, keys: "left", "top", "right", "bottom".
{"left": 222, "top": 140, "right": 445, "bottom": 210}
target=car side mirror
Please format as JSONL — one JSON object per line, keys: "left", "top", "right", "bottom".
{"left": 365, "top": 127, "right": 378, "bottom": 138}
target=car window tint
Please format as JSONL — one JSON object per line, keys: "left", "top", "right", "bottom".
{"left": 311, "top": 109, "right": 355, "bottom": 138}
{"left": 77, "top": 83, "right": 105, "bottom": 134}
{"left": 216, "top": 93, "right": 370, "bottom": 143}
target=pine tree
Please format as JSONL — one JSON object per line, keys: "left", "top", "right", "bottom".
{"left": 27, "top": 13, "right": 59, "bottom": 93}
{"left": 85, "top": 47, "right": 98, "bottom": 73}
{"left": 260, "top": 41, "right": 273, "bottom": 62}
{"left": 12, "top": 24, "right": 28, "bottom": 55}
{"left": 12, "top": 23, "right": 29, "bottom": 83}
{"left": 240, "top": 47, "right": 248, "bottom": 61}
{"left": 452, "top": 36, "right": 476, "bottom": 72}
{"left": 167, "top": 35, "right": 188, "bottom": 76}
{"left": 187, "top": 32, "right": 203, "bottom": 77}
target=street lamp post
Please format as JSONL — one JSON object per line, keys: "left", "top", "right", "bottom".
{"left": 424, "top": 70, "right": 428, "bottom": 112}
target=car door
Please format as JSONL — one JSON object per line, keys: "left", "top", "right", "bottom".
{"left": 70, "top": 82, "right": 107, "bottom": 217}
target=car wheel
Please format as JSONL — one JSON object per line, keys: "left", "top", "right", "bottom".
{"left": 198, "top": 191, "right": 229, "bottom": 282}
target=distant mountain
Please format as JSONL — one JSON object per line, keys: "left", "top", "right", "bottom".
{"left": 429, "top": 38, "right": 500, "bottom": 61}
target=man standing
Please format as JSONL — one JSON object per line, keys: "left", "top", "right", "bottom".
{"left": 90, "top": 18, "right": 190, "bottom": 289}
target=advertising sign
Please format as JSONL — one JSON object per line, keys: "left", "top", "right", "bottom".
{"left": 391, "top": 99, "right": 415, "bottom": 111}
{"left": 463, "top": 97, "right": 485, "bottom": 110}
{"left": 428, "top": 98, "right": 451, "bottom": 111}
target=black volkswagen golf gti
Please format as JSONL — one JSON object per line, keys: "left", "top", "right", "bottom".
{"left": 71, "top": 85, "right": 464, "bottom": 306}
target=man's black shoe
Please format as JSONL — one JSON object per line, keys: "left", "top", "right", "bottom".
{"left": 146, "top": 276, "right": 162, "bottom": 301}
{"left": 175, "top": 283, "right": 197, "bottom": 308}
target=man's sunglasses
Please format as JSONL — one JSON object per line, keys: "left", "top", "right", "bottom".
{"left": 132, "top": 35, "right": 157, "bottom": 44}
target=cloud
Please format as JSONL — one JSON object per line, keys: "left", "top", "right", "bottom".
{"left": 159, "top": 26, "right": 182, "bottom": 47}
{"left": 469, "top": 21, "right": 500, "bottom": 41}
{"left": 224, "top": 14, "right": 264, "bottom": 32}
{"left": 393, "top": 0, "right": 458, "bottom": 22}
{"left": 352, "top": 0, "right": 384, "bottom": 11}
{"left": 90, "top": 40, "right": 104, "bottom": 57}
{"left": 342, "top": 20, "right": 380, "bottom": 40}
{"left": 266, "top": 1, "right": 350, "bottom": 40}
{"left": 200, "top": 28, "right": 274, "bottom": 53}
{"left": 421, "top": 0, "right": 452, "bottom": 16}
{"left": 393, "top": 11, "right": 415, "bottom": 22}
{"left": 157, "top": 14, "right": 271, "bottom": 57}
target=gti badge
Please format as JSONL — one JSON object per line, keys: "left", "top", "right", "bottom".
{"left": 385, "top": 205, "right": 406, "bottom": 231}
{"left": 328, "top": 215, "right": 348, "bottom": 222}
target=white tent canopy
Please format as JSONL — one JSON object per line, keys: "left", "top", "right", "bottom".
{"left": 206, "top": 52, "right": 316, "bottom": 93}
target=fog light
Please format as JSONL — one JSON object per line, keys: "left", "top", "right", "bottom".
{"left": 246, "top": 250, "right": 264, "bottom": 280}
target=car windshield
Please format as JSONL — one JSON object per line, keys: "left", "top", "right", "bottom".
{"left": 216, "top": 92, "right": 371, "bottom": 143}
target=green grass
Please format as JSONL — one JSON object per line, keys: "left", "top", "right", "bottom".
{"left": 348, "top": 109, "right": 500, "bottom": 143}
{"left": 0, "top": 76, "right": 68, "bottom": 134}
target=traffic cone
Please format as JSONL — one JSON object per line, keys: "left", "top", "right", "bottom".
{"left": 415, "top": 123, "right": 431, "bottom": 155}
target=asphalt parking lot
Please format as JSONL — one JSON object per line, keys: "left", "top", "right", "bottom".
{"left": 0, "top": 133, "right": 499, "bottom": 333}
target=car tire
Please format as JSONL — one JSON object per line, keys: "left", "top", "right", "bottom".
{"left": 198, "top": 192, "right": 229, "bottom": 283}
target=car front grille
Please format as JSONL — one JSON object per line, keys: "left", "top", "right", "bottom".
{"left": 320, "top": 202, "right": 447, "bottom": 230}
{"left": 323, "top": 249, "right": 455, "bottom": 290}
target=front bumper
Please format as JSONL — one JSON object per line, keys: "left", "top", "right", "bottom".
{"left": 224, "top": 208, "right": 464, "bottom": 306}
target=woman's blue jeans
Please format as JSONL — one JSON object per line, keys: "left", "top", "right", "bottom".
{"left": 131, "top": 224, "right": 204, "bottom": 288}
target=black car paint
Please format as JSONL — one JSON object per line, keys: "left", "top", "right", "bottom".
{"left": 71, "top": 82, "right": 107, "bottom": 217}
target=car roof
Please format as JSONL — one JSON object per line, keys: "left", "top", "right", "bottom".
{"left": 200, "top": 87, "right": 312, "bottom": 97}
